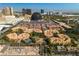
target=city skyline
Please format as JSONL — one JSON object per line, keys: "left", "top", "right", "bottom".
{"left": 0, "top": 3, "right": 79, "bottom": 56}
{"left": 0, "top": 3, "right": 79, "bottom": 12}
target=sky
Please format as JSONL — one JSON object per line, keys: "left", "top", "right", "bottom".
{"left": 0, "top": 3, "right": 79, "bottom": 12}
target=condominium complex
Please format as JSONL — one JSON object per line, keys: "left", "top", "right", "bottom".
{"left": 2, "top": 7, "right": 14, "bottom": 16}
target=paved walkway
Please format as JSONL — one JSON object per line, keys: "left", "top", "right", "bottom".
{"left": 0, "top": 45, "right": 40, "bottom": 56}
